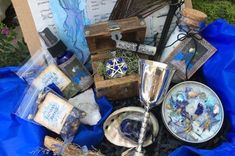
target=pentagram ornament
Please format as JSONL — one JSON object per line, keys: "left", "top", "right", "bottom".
{"left": 106, "top": 57, "right": 128, "bottom": 78}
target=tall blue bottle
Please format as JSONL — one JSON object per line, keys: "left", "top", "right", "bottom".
{"left": 39, "top": 28, "right": 93, "bottom": 95}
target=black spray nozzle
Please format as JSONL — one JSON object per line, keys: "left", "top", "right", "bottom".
{"left": 39, "top": 27, "right": 67, "bottom": 58}
{"left": 39, "top": 27, "right": 58, "bottom": 47}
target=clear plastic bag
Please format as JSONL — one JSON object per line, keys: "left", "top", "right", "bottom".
{"left": 17, "top": 49, "right": 80, "bottom": 98}
{"left": 16, "top": 49, "right": 55, "bottom": 84}
{"left": 15, "top": 49, "right": 84, "bottom": 140}
{"left": 15, "top": 85, "right": 84, "bottom": 140}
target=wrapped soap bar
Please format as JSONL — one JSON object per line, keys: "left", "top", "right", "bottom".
{"left": 32, "top": 64, "right": 79, "bottom": 98}
{"left": 34, "top": 92, "right": 83, "bottom": 138}
{"left": 32, "top": 64, "right": 71, "bottom": 91}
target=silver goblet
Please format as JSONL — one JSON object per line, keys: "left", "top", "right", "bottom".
{"left": 123, "top": 59, "right": 175, "bottom": 156}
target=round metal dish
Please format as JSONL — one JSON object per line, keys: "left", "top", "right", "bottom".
{"left": 103, "top": 106, "right": 159, "bottom": 148}
{"left": 162, "top": 81, "right": 224, "bottom": 144}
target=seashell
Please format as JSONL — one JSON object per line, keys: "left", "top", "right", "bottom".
{"left": 103, "top": 107, "right": 159, "bottom": 148}
{"left": 213, "top": 104, "right": 220, "bottom": 114}
{"left": 188, "top": 91, "right": 199, "bottom": 98}
{"left": 120, "top": 118, "right": 153, "bottom": 143}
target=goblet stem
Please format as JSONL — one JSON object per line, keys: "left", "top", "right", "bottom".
{"left": 136, "top": 107, "right": 150, "bottom": 153}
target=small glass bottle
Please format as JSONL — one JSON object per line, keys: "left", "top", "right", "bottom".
{"left": 39, "top": 28, "right": 93, "bottom": 96}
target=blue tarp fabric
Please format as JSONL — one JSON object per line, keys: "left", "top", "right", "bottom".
{"left": 170, "top": 19, "right": 235, "bottom": 156}
{"left": 0, "top": 19, "right": 235, "bottom": 156}
{"left": 0, "top": 67, "right": 112, "bottom": 155}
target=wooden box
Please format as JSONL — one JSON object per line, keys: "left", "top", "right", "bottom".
{"left": 85, "top": 17, "right": 146, "bottom": 100}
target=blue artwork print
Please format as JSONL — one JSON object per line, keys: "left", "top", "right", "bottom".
{"left": 173, "top": 51, "right": 194, "bottom": 70}
{"left": 49, "top": 0, "right": 91, "bottom": 64}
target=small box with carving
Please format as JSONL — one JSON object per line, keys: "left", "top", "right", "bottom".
{"left": 85, "top": 17, "right": 146, "bottom": 100}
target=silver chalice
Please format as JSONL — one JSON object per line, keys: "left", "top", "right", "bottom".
{"left": 123, "top": 59, "right": 175, "bottom": 156}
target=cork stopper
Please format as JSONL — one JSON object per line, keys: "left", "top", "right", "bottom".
{"left": 182, "top": 8, "right": 207, "bottom": 22}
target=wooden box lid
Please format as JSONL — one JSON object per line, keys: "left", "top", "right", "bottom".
{"left": 85, "top": 16, "right": 146, "bottom": 55}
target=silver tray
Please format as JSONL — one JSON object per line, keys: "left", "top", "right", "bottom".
{"left": 162, "top": 81, "right": 224, "bottom": 143}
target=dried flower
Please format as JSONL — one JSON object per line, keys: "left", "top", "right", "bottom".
{"left": 1, "top": 27, "right": 10, "bottom": 36}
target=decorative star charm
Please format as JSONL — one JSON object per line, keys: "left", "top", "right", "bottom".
{"left": 106, "top": 57, "right": 128, "bottom": 78}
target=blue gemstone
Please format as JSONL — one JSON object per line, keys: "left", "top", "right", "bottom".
{"left": 195, "top": 103, "right": 204, "bottom": 116}
{"left": 114, "top": 66, "right": 119, "bottom": 70}
{"left": 107, "top": 60, "right": 113, "bottom": 65}
{"left": 122, "top": 66, "right": 128, "bottom": 71}
{"left": 106, "top": 70, "right": 112, "bottom": 75}
{"left": 120, "top": 119, "right": 152, "bottom": 142}
{"left": 117, "top": 57, "right": 123, "bottom": 63}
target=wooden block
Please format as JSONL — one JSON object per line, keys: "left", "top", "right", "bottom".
{"left": 185, "top": 0, "right": 193, "bottom": 8}
{"left": 12, "top": 0, "right": 41, "bottom": 55}
{"left": 95, "top": 74, "right": 139, "bottom": 100}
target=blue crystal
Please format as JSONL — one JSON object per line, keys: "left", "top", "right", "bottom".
{"left": 122, "top": 66, "right": 128, "bottom": 71}
{"left": 107, "top": 60, "right": 113, "bottom": 65}
{"left": 195, "top": 103, "right": 204, "bottom": 116}
{"left": 106, "top": 70, "right": 112, "bottom": 75}
{"left": 114, "top": 66, "right": 119, "bottom": 70}
{"left": 117, "top": 57, "right": 123, "bottom": 63}
{"left": 175, "top": 100, "right": 189, "bottom": 109}
{"left": 120, "top": 119, "right": 152, "bottom": 142}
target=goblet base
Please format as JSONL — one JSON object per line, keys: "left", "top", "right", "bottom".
{"left": 121, "top": 148, "right": 145, "bottom": 156}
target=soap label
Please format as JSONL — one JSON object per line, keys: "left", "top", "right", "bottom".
{"left": 34, "top": 92, "right": 73, "bottom": 134}
{"left": 33, "top": 64, "right": 71, "bottom": 91}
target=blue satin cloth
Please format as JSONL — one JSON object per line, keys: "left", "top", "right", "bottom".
{"left": 170, "top": 19, "right": 235, "bottom": 156}
{"left": 0, "top": 67, "right": 112, "bottom": 156}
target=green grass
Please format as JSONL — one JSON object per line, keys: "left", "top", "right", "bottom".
{"left": 192, "top": 0, "right": 235, "bottom": 24}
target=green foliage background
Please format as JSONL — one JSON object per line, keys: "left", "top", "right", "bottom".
{"left": 0, "top": 23, "right": 29, "bottom": 67}
{"left": 193, "top": 0, "right": 235, "bottom": 24}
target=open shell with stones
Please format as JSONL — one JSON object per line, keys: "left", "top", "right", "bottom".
{"left": 103, "top": 107, "right": 159, "bottom": 148}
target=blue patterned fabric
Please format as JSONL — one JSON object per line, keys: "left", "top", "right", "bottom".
{"left": 0, "top": 67, "right": 112, "bottom": 156}
{"left": 170, "top": 19, "right": 235, "bottom": 156}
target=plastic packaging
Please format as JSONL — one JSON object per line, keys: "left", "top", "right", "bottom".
{"left": 17, "top": 49, "right": 83, "bottom": 98}
{"left": 15, "top": 85, "right": 84, "bottom": 139}
{"left": 16, "top": 49, "right": 55, "bottom": 84}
